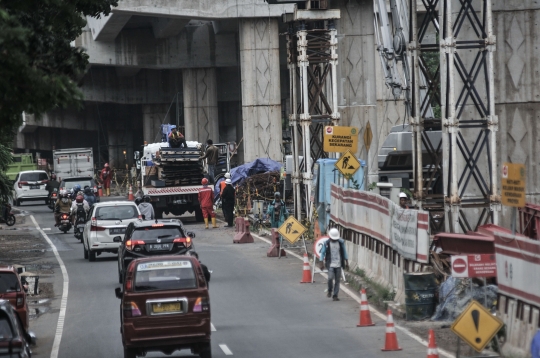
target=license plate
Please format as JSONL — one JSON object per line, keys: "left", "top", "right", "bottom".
{"left": 30, "top": 185, "right": 39, "bottom": 189}
{"left": 148, "top": 243, "right": 171, "bottom": 251}
{"left": 109, "top": 228, "right": 125, "bottom": 235}
{"left": 152, "top": 302, "right": 181, "bottom": 314}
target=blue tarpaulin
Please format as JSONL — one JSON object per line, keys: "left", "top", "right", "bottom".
{"left": 214, "top": 158, "right": 282, "bottom": 198}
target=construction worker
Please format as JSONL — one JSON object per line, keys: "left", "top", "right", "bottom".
{"left": 198, "top": 178, "right": 217, "bottom": 229}
{"left": 220, "top": 172, "right": 231, "bottom": 197}
{"left": 221, "top": 179, "right": 235, "bottom": 227}
{"left": 100, "top": 163, "right": 112, "bottom": 196}
{"left": 267, "top": 192, "right": 288, "bottom": 229}
{"left": 199, "top": 139, "right": 219, "bottom": 184}
{"left": 320, "top": 228, "right": 349, "bottom": 301}
{"left": 399, "top": 192, "right": 409, "bottom": 209}
{"left": 168, "top": 127, "right": 186, "bottom": 148}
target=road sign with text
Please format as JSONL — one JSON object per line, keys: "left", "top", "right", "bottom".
{"left": 501, "top": 162, "right": 525, "bottom": 207}
{"left": 323, "top": 126, "right": 359, "bottom": 153}
{"left": 335, "top": 150, "right": 361, "bottom": 177}
{"left": 278, "top": 216, "right": 307, "bottom": 244}
{"left": 451, "top": 300, "right": 504, "bottom": 352}
{"left": 451, "top": 254, "right": 497, "bottom": 278}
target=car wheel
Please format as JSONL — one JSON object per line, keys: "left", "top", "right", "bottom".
{"left": 89, "top": 250, "right": 96, "bottom": 262}
{"left": 199, "top": 343, "right": 212, "bottom": 358}
{"left": 118, "top": 268, "right": 123, "bottom": 283}
{"left": 123, "top": 347, "right": 137, "bottom": 358}
{"left": 83, "top": 243, "right": 88, "bottom": 259}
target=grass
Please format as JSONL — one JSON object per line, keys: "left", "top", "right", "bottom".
{"left": 347, "top": 268, "right": 396, "bottom": 306}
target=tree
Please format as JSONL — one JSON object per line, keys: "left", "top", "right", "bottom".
{"left": 0, "top": 0, "right": 117, "bottom": 202}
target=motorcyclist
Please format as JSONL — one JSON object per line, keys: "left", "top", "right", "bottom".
{"left": 83, "top": 186, "right": 96, "bottom": 207}
{"left": 45, "top": 173, "right": 60, "bottom": 195}
{"left": 54, "top": 190, "right": 72, "bottom": 227}
{"left": 138, "top": 195, "right": 155, "bottom": 220}
{"left": 70, "top": 184, "right": 81, "bottom": 200}
{"left": 71, "top": 193, "right": 90, "bottom": 225}
{"left": 134, "top": 197, "right": 142, "bottom": 206}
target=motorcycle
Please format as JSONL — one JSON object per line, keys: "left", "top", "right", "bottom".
{"left": 0, "top": 203, "right": 16, "bottom": 226}
{"left": 73, "top": 204, "right": 87, "bottom": 241}
{"left": 48, "top": 189, "right": 58, "bottom": 211}
{"left": 58, "top": 212, "right": 72, "bottom": 234}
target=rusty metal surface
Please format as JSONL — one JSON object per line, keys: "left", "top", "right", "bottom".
{"left": 433, "top": 232, "right": 494, "bottom": 255}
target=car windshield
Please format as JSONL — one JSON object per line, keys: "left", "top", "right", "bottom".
{"left": 132, "top": 227, "right": 183, "bottom": 240}
{"left": 20, "top": 172, "right": 48, "bottom": 182}
{"left": 0, "top": 314, "right": 14, "bottom": 340}
{"left": 0, "top": 273, "right": 20, "bottom": 293}
{"left": 95, "top": 205, "right": 138, "bottom": 220}
{"left": 134, "top": 260, "right": 197, "bottom": 291}
{"left": 62, "top": 179, "right": 93, "bottom": 190}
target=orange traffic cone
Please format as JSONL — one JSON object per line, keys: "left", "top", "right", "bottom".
{"left": 128, "top": 185, "right": 134, "bottom": 201}
{"left": 357, "top": 288, "right": 375, "bottom": 327}
{"left": 381, "top": 310, "right": 402, "bottom": 351}
{"left": 427, "top": 329, "right": 439, "bottom": 358}
{"left": 300, "top": 253, "right": 312, "bottom": 283}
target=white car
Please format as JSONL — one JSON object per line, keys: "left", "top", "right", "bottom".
{"left": 82, "top": 201, "right": 141, "bottom": 262}
{"left": 12, "top": 170, "right": 50, "bottom": 206}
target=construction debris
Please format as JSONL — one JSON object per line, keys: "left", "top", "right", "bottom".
{"left": 234, "top": 171, "right": 290, "bottom": 215}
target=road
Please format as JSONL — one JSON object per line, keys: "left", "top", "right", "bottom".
{"left": 19, "top": 198, "right": 432, "bottom": 358}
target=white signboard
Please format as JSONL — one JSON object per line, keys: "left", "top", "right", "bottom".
{"left": 391, "top": 208, "right": 418, "bottom": 261}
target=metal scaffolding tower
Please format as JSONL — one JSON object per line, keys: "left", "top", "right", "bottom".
{"left": 285, "top": 12, "right": 340, "bottom": 221}
{"left": 439, "top": 0, "right": 499, "bottom": 232}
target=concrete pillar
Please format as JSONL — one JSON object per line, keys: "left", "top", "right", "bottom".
{"left": 239, "top": 18, "right": 282, "bottom": 162}
{"left": 183, "top": 68, "right": 219, "bottom": 143}
{"left": 142, "top": 104, "right": 169, "bottom": 144}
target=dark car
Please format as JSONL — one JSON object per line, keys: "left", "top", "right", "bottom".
{"left": 117, "top": 219, "right": 195, "bottom": 284}
{"left": 0, "top": 266, "right": 29, "bottom": 332}
{"left": 115, "top": 256, "right": 211, "bottom": 358}
{"left": 59, "top": 176, "right": 100, "bottom": 202}
{"left": 0, "top": 299, "right": 36, "bottom": 358}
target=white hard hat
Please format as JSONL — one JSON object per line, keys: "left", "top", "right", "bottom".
{"left": 225, "top": 173, "right": 231, "bottom": 179}
{"left": 225, "top": 179, "right": 231, "bottom": 184}
{"left": 399, "top": 192, "right": 408, "bottom": 198}
{"left": 328, "top": 228, "right": 340, "bottom": 240}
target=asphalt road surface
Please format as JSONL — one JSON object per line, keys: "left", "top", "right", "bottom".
{"left": 19, "top": 198, "right": 431, "bottom": 358}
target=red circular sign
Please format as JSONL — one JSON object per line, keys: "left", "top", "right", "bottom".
{"left": 453, "top": 258, "right": 467, "bottom": 274}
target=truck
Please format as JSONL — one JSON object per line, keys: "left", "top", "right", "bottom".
{"left": 139, "top": 141, "right": 205, "bottom": 221}
{"left": 53, "top": 148, "right": 94, "bottom": 180}
{"left": 6, "top": 154, "right": 37, "bottom": 181}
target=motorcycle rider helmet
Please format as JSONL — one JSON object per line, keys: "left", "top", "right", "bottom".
{"left": 73, "top": 184, "right": 81, "bottom": 192}
{"left": 143, "top": 195, "right": 151, "bottom": 203}
{"left": 201, "top": 178, "right": 209, "bottom": 185}
{"left": 76, "top": 195, "right": 84, "bottom": 203}
{"left": 134, "top": 197, "right": 142, "bottom": 205}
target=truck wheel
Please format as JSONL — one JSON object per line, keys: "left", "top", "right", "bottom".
{"left": 123, "top": 347, "right": 137, "bottom": 358}
{"left": 199, "top": 343, "right": 212, "bottom": 358}
{"left": 195, "top": 208, "right": 204, "bottom": 222}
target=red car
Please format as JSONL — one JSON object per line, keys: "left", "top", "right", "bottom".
{"left": 0, "top": 266, "right": 29, "bottom": 332}
{"left": 115, "top": 256, "right": 211, "bottom": 358}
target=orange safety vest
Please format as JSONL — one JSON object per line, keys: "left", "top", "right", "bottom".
{"left": 220, "top": 181, "right": 227, "bottom": 196}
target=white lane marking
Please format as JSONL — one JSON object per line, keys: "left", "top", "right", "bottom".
{"left": 30, "top": 216, "right": 69, "bottom": 358}
{"left": 42, "top": 228, "right": 51, "bottom": 231}
{"left": 250, "top": 232, "right": 455, "bottom": 358}
{"left": 211, "top": 323, "right": 216, "bottom": 331}
{"left": 219, "top": 344, "right": 233, "bottom": 355}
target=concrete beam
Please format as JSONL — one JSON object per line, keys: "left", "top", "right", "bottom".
{"left": 151, "top": 17, "right": 190, "bottom": 38}
{"left": 104, "top": 0, "right": 295, "bottom": 20}
{"left": 87, "top": 13, "right": 132, "bottom": 41}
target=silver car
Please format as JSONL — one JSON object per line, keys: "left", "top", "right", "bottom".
{"left": 12, "top": 170, "right": 50, "bottom": 206}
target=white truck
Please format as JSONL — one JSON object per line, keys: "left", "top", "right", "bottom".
{"left": 53, "top": 148, "right": 94, "bottom": 180}
{"left": 139, "top": 141, "right": 205, "bottom": 221}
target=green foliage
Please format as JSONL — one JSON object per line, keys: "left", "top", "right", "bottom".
{"left": 422, "top": 50, "right": 441, "bottom": 119}
{"left": 368, "top": 182, "right": 378, "bottom": 190}
{"left": 0, "top": 0, "right": 117, "bottom": 201}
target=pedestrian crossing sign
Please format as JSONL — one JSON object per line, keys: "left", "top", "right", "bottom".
{"left": 335, "top": 150, "right": 361, "bottom": 177}
{"left": 278, "top": 216, "right": 307, "bottom": 244}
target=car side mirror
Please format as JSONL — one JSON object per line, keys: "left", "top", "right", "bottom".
{"left": 115, "top": 287, "right": 123, "bottom": 299}
{"left": 27, "top": 331, "right": 37, "bottom": 345}
{"left": 113, "top": 236, "right": 122, "bottom": 243}
{"left": 187, "top": 231, "right": 196, "bottom": 238}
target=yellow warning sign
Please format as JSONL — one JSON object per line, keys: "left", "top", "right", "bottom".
{"left": 501, "top": 162, "right": 526, "bottom": 207}
{"left": 323, "top": 126, "right": 359, "bottom": 153}
{"left": 451, "top": 300, "right": 504, "bottom": 352}
{"left": 278, "top": 216, "right": 307, "bottom": 244}
{"left": 335, "top": 150, "right": 361, "bottom": 178}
